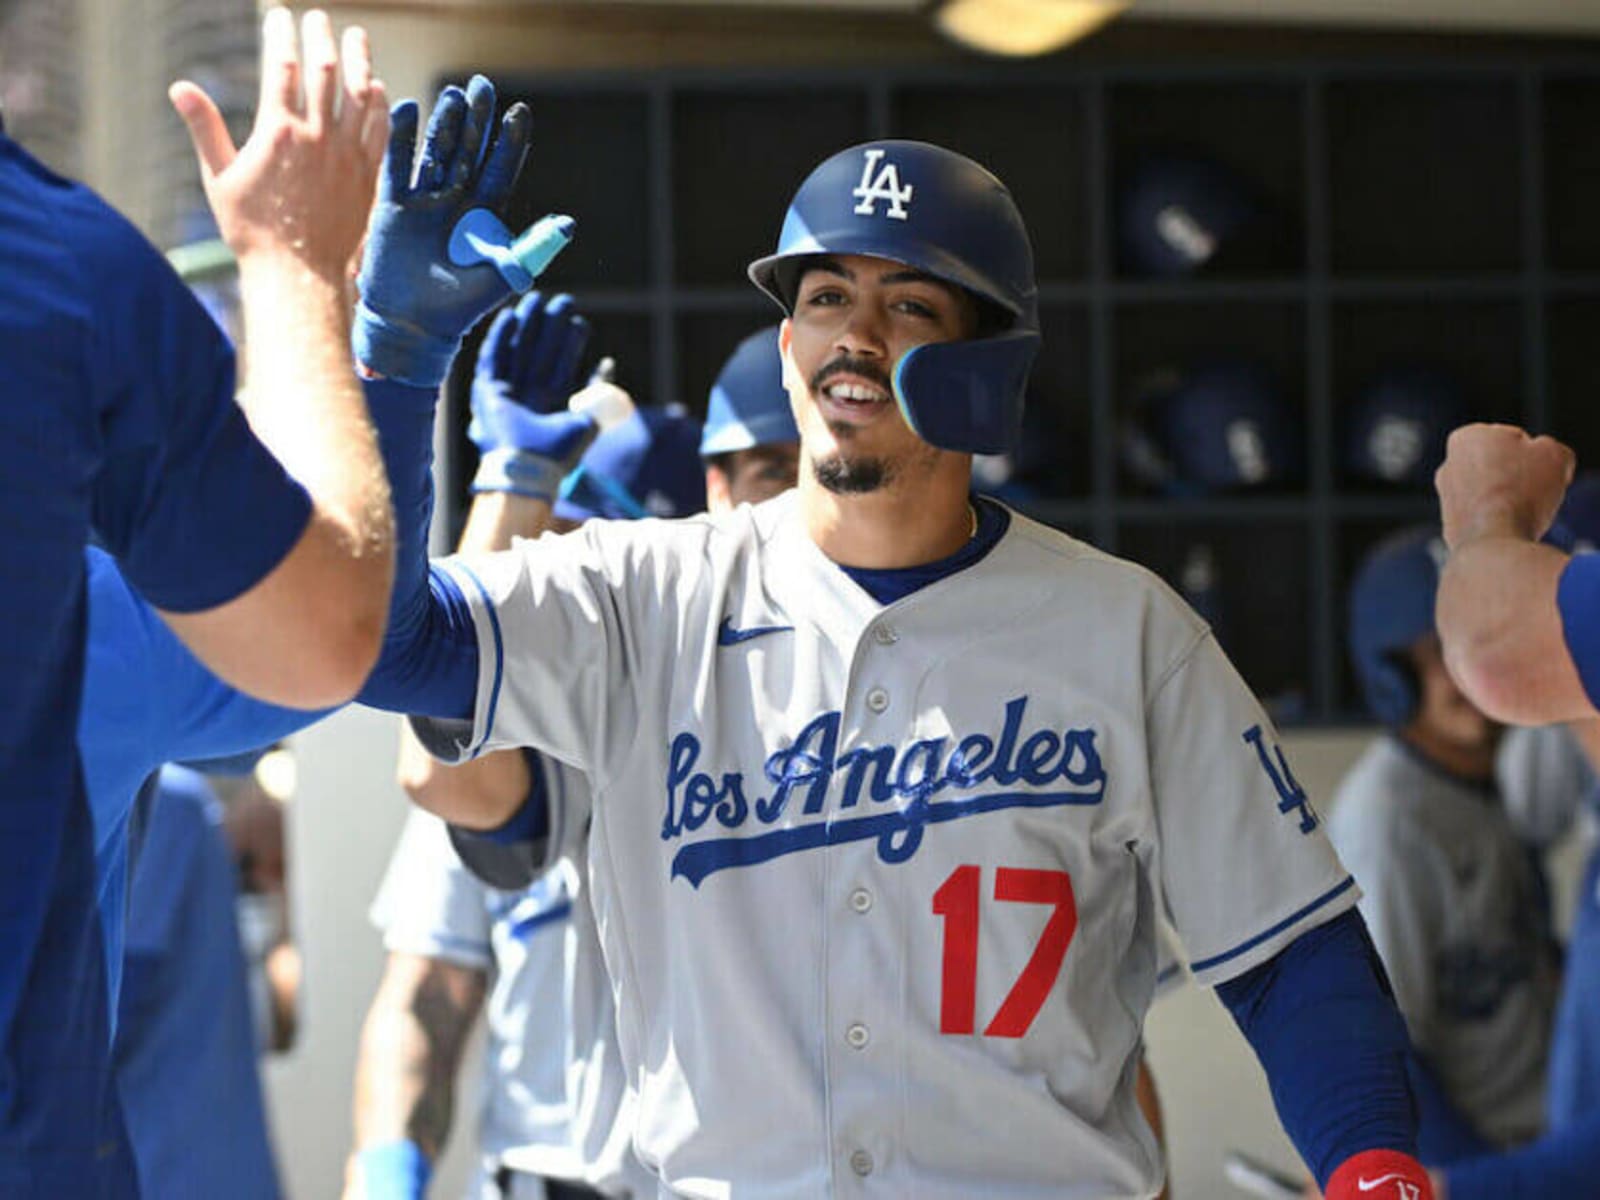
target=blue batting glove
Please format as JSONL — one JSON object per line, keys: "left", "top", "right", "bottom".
{"left": 353, "top": 74, "right": 575, "bottom": 387}
{"left": 469, "top": 291, "right": 600, "bottom": 500}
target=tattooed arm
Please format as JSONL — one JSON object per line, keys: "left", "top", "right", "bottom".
{"left": 343, "top": 952, "right": 487, "bottom": 1198}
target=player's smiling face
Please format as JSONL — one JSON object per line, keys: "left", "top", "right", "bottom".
{"left": 781, "top": 253, "right": 978, "bottom": 494}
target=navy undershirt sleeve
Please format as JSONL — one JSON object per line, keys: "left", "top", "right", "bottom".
{"left": 356, "top": 558, "right": 480, "bottom": 720}
{"left": 350, "top": 377, "right": 479, "bottom": 721}
{"left": 1215, "top": 908, "right": 1418, "bottom": 1188}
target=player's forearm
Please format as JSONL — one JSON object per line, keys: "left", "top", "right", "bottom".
{"left": 398, "top": 724, "right": 533, "bottom": 830}
{"left": 351, "top": 955, "right": 483, "bottom": 1158}
{"left": 235, "top": 257, "right": 395, "bottom": 686}
{"left": 1437, "top": 537, "right": 1589, "bottom": 724}
{"left": 461, "top": 489, "right": 557, "bottom": 551}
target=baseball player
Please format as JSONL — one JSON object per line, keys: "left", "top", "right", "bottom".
{"left": 1331, "top": 526, "right": 1560, "bottom": 1160}
{"left": 700, "top": 325, "right": 803, "bottom": 510}
{"left": 0, "top": 9, "right": 397, "bottom": 1190}
{"left": 359, "top": 136, "right": 1433, "bottom": 1199}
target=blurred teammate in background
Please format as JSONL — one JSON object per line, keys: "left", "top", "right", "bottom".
{"left": 1332, "top": 526, "right": 1559, "bottom": 1164}
{"left": 115, "top": 766, "right": 282, "bottom": 1199}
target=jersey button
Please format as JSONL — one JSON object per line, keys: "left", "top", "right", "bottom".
{"left": 849, "top": 888, "right": 873, "bottom": 914}
{"left": 865, "top": 687, "right": 890, "bottom": 714}
{"left": 850, "top": 1149, "right": 874, "bottom": 1177}
{"left": 845, "top": 1022, "right": 870, "bottom": 1049}
{"left": 873, "top": 624, "right": 899, "bottom": 646}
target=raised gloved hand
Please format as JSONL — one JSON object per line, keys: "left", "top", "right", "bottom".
{"left": 468, "top": 291, "right": 603, "bottom": 500}
{"left": 353, "top": 73, "right": 574, "bottom": 387}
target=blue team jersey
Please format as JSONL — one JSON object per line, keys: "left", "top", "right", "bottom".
{"left": 80, "top": 547, "right": 327, "bottom": 1025}
{"left": 1560, "top": 554, "right": 1600, "bottom": 710}
{"left": 0, "top": 128, "right": 309, "bottom": 1196}
{"left": 115, "top": 768, "right": 282, "bottom": 1200}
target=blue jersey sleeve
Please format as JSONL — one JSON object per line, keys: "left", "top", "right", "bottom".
{"left": 79, "top": 548, "right": 323, "bottom": 827}
{"left": 1215, "top": 908, "right": 1418, "bottom": 1189}
{"left": 80, "top": 210, "right": 310, "bottom": 612}
{"left": 1444, "top": 1109, "right": 1600, "bottom": 1200}
{"left": 1558, "top": 554, "right": 1600, "bottom": 711}
{"left": 79, "top": 375, "right": 446, "bottom": 823}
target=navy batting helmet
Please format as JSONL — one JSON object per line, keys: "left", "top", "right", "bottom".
{"left": 747, "top": 140, "right": 1040, "bottom": 456}
{"left": 699, "top": 326, "right": 799, "bottom": 458}
{"left": 1348, "top": 525, "right": 1448, "bottom": 726}
{"left": 1343, "top": 366, "right": 1467, "bottom": 488}
{"left": 1118, "top": 154, "right": 1259, "bottom": 279}
{"left": 1122, "top": 362, "right": 1304, "bottom": 494}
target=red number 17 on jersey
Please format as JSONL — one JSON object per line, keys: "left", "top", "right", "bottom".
{"left": 932, "top": 865, "right": 1078, "bottom": 1038}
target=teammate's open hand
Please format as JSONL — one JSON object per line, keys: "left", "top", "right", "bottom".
{"left": 170, "top": 8, "right": 388, "bottom": 283}
{"left": 1435, "top": 422, "right": 1575, "bottom": 550}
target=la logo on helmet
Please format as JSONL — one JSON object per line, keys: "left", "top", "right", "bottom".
{"left": 852, "top": 149, "right": 913, "bottom": 220}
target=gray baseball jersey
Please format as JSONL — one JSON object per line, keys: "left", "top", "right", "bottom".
{"left": 1328, "top": 735, "right": 1559, "bottom": 1147}
{"left": 414, "top": 491, "right": 1356, "bottom": 1199}
{"left": 1495, "top": 724, "right": 1596, "bottom": 850}
{"left": 371, "top": 777, "right": 647, "bottom": 1197}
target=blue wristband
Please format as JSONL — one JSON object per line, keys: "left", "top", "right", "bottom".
{"left": 357, "top": 1140, "right": 431, "bottom": 1200}
{"left": 352, "top": 301, "right": 461, "bottom": 390}
{"left": 471, "top": 446, "right": 568, "bottom": 501}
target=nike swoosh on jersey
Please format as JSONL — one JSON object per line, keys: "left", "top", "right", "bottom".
{"left": 717, "top": 616, "right": 794, "bottom": 645}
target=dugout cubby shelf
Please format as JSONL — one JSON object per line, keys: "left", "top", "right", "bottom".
{"left": 1549, "top": 299, "right": 1600, "bottom": 469}
{"left": 439, "top": 44, "right": 1600, "bottom": 724}
{"left": 1325, "top": 76, "right": 1523, "bottom": 275}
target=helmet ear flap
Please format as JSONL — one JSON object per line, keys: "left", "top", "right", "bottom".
{"left": 1346, "top": 525, "right": 1445, "bottom": 727}
{"left": 892, "top": 331, "right": 1041, "bottom": 456}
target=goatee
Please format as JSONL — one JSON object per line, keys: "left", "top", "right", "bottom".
{"left": 813, "top": 452, "right": 894, "bottom": 494}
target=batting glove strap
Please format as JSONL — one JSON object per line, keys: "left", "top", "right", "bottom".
{"left": 471, "top": 446, "right": 569, "bottom": 501}
{"left": 352, "top": 300, "right": 461, "bottom": 390}
{"left": 356, "top": 1140, "right": 431, "bottom": 1200}
{"left": 1325, "top": 1149, "right": 1432, "bottom": 1200}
